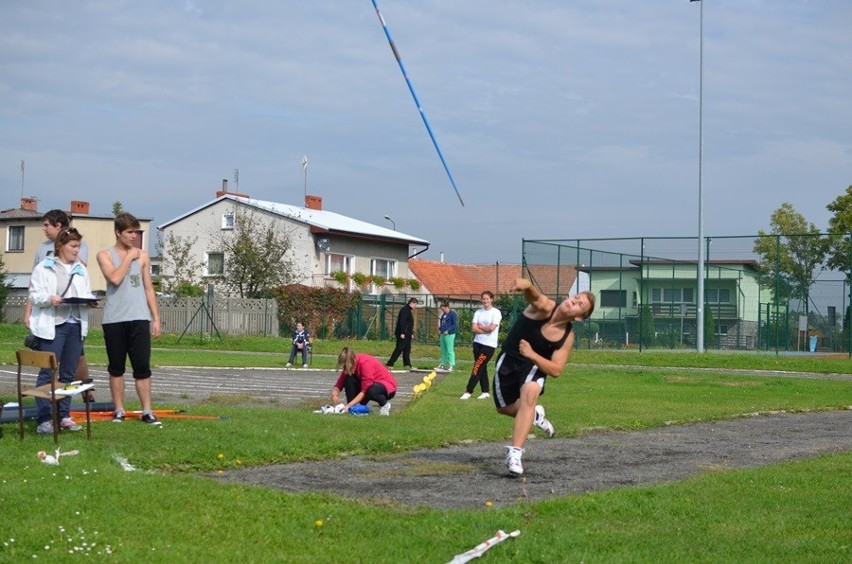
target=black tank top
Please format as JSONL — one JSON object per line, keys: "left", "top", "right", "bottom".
{"left": 501, "top": 306, "right": 572, "bottom": 361}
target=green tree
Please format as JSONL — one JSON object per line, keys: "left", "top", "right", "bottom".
{"left": 0, "top": 253, "right": 11, "bottom": 322}
{"left": 112, "top": 200, "right": 124, "bottom": 216}
{"left": 752, "top": 203, "right": 829, "bottom": 316}
{"left": 704, "top": 304, "right": 716, "bottom": 348}
{"left": 638, "top": 304, "right": 656, "bottom": 347}
{"left": 159, "top": 232, "right": 204, "bottom": 297}
{"left": 217, "top": 209, "right": 297, "bottom": 298}
{"left": 825, "top": 185, "right": 852, "bottom": 281}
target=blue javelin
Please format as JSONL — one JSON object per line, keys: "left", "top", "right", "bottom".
{"left": 371, "top": 0, "right": 465, "bottom": 207}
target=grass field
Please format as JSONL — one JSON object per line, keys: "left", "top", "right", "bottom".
{"left": 0, "top": 323, "right": 849, "bottom": 562}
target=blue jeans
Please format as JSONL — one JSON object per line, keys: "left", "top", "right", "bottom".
{"left": 35, "top": 322, "right": 83, "bottom": 424}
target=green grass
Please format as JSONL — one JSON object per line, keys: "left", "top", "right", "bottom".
{"left": 1, "top": 322, "right": 849, "bottom": 373}
{"left": 0, "top": 322, "right": 850, "bottom": 561}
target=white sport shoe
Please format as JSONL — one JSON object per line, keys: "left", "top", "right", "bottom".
{"left": 459, "top": 392, "right": 472, "bottom": 400}
{"left": 379, "top": 402, "right": 391, "bottom": 416}
{"left": 302, "top": 364, "right": 309, "bottom": 368}
{"left": 285, "top": 362, "right": 292, "bottom": 367}
{"left": 505, "top": 446, "right": 524, "bottom": 475}
{"left": 60, "top": 417, "right": 82, "bottom": 432}
{"left": 477, "top": 392, "right": 490, "bottom": 400}
{"left": 534, "top": 405, "right": 555, "bottom": 438}
{"left": 36, "top": 421, "right": 54, "bottom": 434}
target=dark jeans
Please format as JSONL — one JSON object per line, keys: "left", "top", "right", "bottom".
{"left": 465, "top": 342, "right": 495, "bottom": 394}
{"left": 342, "top": 374, "right": 396, "bottom": 407}
{"left": 288, "top": 343, "right": 308, "bottom": 365}
{"left": 386, "top": 336, "right": 412, "bottom": 367}
{"left": 36, "top": 322, "right": 82, "bottom": 424}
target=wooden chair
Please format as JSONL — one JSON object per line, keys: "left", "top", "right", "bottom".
{"left": 16, "top": 350, "right": 94, "bottom": 443}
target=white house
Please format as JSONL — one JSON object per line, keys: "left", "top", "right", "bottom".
{"left": 157, "top": 184, "right": 429, "bottom": 295}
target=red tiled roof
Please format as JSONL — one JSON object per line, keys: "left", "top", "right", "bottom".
{"left": 408, "top": 260, "right": 577, "bottom": 299}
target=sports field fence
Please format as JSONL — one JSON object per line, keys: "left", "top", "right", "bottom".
{"left": 521, "top": 233, "right": 851, "bottom": 355}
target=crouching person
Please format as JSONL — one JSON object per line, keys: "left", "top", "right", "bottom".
{"left": 330, "top": 347, "right": 397, "bottom": 416}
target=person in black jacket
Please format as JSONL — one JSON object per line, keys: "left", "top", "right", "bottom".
{"left": 285, "top": 322, "right": 311, "bottom": 367}
{"left": 386, "top": 297, "right": 418, "bottom": 369}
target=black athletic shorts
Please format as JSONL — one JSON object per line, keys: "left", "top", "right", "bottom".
{"left": 492, "top": 352, "right": 547, "bottom": 408}
{"left": 102, "top": 320, "right": 152, "bottom": 379}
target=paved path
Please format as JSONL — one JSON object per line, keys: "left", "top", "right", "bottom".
{"left": 214, "top": 410, "right": 852, "bottom": 509}
{"left": 0, "top": 365, "right": 439, "bottom": 410}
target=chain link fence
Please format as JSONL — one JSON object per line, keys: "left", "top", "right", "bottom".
{"left": 522, "top": 234, "right": 851, "bottom": 354}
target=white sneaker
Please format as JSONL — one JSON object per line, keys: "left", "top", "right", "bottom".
{"left": 60, "top": 417, "right": 82, "bottom": 432}
{"left": 459, "top": 392, "right": 472, "bottom": 400}
{"left": 302, "top": 364, "right": 309, "bottom": 368}
{"left": 379, "top": 402, "right": 391, "bottom": 416}
{"left": 477, "top": 392, "right": 490, "bottom": 400}
{"left": 505, "top": 446, "right": 524, "bottom": 475}
{"left": 534, "top": 405, "right": 555, "bottom": 438}
{"left": 285, "top": 362, "right": 292, "bottom": 367}
{"left": 36, "top": 421, "right": 54, "bottom": 434}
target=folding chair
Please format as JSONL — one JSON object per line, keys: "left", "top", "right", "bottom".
{"left": 16, "top": 350, "right": 94, "bottom": 443}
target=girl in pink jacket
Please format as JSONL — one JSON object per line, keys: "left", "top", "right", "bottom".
{"left": 330, "top": 347, "right": 397, "bottom": 416}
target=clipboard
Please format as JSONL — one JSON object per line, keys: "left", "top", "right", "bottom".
{"left": 62, "top": 297, "right": 99, "bottom": 304}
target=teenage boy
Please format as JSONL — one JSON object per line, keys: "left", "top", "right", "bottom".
{"left": 97, "top": 212, "right": 162, "bottom": 425}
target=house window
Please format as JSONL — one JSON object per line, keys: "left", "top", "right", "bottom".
{"left": 705, "top": 288, "right": 730, "bottom": 303}
{"left": 715, "top": 323, "right": 729, "bottom": 336}
{"left": 206, "top": 252, "right": 224, "bottom": 276}
{"left": 370, "top": 258, "right": 395, "bottom": 282}
{"left": 325, "top": 253, "right": 352, "bottom": 275}
{"left": 652, "top": 287, "right": 694, "bottom": 304}
{"left": 7, "top": 225, "right": 24, "bottom": 251}
{"left": 600, "top": 290, "right": 627, "bottom": 308}
{"left": 632, "top": 291, "right": 638, "bottom": 306}
{"left": 221, "top": 213, "right": 235, "bottom": 230}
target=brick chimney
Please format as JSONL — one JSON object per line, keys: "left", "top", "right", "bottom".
{"left": 20, "top": 197, "right": 38, "bottom": 212}
{"left": 305, "top": 195, "right": 322, "bottom": 210}
{"left": 216, "top": 178, "right": 250, "bottom": 199}
{"left": 70, "top": 200, "right": 90, "bottom": 215}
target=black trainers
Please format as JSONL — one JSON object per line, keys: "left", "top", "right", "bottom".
{"left": 112, "top": 411, "right": 125, "bottom": 423}
{"left": 140, "top": 413, "right": 162, "bottom": 426}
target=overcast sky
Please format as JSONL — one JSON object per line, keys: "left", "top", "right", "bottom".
{"left": 2, "top": 1, "right": 850, "bottom": 264}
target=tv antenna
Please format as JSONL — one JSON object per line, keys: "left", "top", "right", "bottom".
{"left": 233, "top": 168, "right": 239, "bottom": 192}
{"left": 299, "top": 155, "right": 308, "bottom": 197}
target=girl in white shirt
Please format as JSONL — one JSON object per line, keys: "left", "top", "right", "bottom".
{"left": 28, "top": 227, "right": 95, "bottom": 434}
{"left": 460, "top": 291, "right": 502, "bottom": 400}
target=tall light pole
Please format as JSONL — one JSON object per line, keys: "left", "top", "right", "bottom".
{"left": 693, "top": 0, "right": 706, "bottom": 353}
{"left": 383, "top": 215, "right": 396, "bottom": 230}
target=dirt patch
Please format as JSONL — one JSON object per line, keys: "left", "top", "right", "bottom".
{"left": 212, "top": 409, "right": 852, "bottom": 510}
